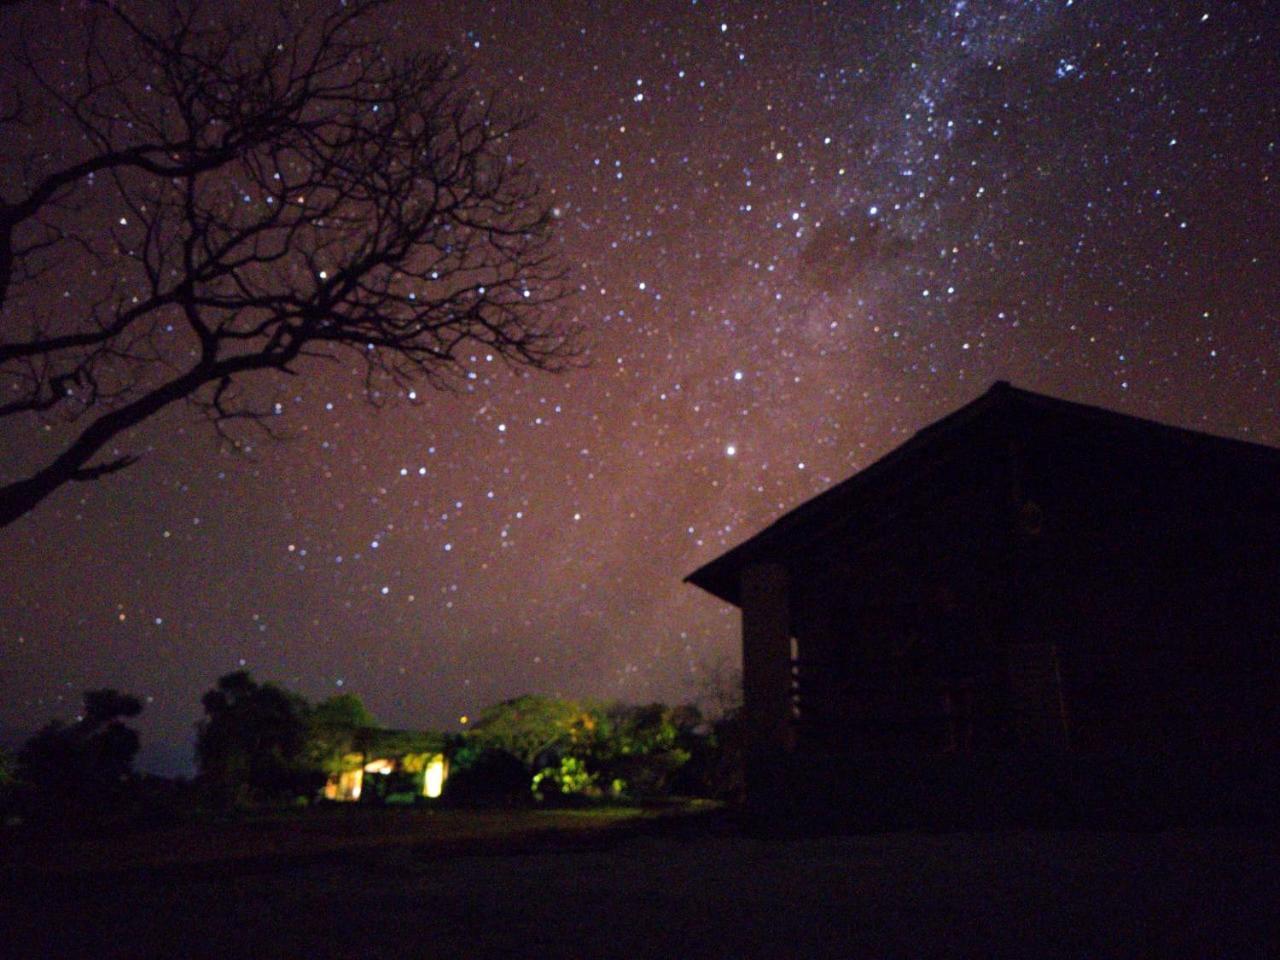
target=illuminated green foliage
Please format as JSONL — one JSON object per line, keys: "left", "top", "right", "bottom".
{"left": 532, "top": 755, "right": 599, "bottom": 797}
{"left": 467, "top": 695, "right": 601, "bottom": 768}
{"left": 462, "top": 695, "right": 708, "bottom": 800}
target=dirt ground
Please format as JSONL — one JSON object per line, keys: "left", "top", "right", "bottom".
{"left": 1, "top": 808, "right": 1276, "bottom": 958}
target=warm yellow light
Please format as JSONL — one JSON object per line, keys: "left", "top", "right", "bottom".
{"left": 459, "top": 715, "right": 469, "bottom": 725}
{"left": 332, "top": 767, "right": 363, "bottom": 801}
{"left": 423, "top": 755, "right": 446, "bottom": 798}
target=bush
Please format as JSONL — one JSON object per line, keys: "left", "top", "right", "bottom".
{"left": 532, "top": 755, "right": 600, "bottom": 800}
{"left": 442, "top": 747, "right": 531, "bottom": 806}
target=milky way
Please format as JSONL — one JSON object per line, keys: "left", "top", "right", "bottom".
{"left": 2, "top": 1, "right": 1277, "bottom": 772}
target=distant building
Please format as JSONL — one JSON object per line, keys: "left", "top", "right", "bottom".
{"left": 322, "top": 728, "right": 449, "bottom": 803}
{"left": 687, "top": 382, "right": 1280, "bottom": 825}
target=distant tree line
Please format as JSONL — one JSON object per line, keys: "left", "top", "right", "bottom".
{"left": 0, "top": 671, "right": 742, "bottom": 830}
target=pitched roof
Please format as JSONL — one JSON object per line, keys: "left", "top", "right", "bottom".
{"left": 684, "top": 380, "right": 1280, "bottom": 607}
{"left": 353, "top": 727, "right": 449, "bottom": 755}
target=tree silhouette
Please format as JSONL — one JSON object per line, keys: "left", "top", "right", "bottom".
{"left": 17, "top": 688, "right": 144, "bottom": 802}
{"left": 195, "top": 670, "right": 315, "bottom": 805}
{"left": 0, "top": 746, "right": 14, "bottom": 801}
{"left": 0, "top": 0, "right": 576, "bottom": 528}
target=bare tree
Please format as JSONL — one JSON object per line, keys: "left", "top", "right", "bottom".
{"left": 0, "top": 0, "right": 576, "bottom": 529}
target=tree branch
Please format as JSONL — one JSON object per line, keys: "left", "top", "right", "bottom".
{"left": 0, "top": 0, "right": 579, "bottom": 529}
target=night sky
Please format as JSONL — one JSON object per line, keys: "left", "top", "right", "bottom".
{"left": 2, "top": 1, "right": 1277, "bottom": 773}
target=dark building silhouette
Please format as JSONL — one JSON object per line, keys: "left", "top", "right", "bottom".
{"left": 687, "top": 382, "right": 1280, "bottom": 826}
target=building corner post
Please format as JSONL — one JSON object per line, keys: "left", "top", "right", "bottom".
{"left": 741, "top": 561, "right": 794, "bottom": 817}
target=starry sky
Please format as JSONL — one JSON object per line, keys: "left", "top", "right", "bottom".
{"left": 2, "top": 0, "right": 1277, "bottom": 773}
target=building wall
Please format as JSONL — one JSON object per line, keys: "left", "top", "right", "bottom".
{"left": 733, "top": 400, "right": 1280, "bottom": 824}
{"left": 771, "top": 409, "right": 1280, "bottom": 761}
{"left": 1013, "top": 416, "right": 1280, "bottom": 753}
{"left": 786, "top": 421, "right": 1017, "bottom": 754}
{"left": 322, "top": 752, "right": 449, "bottom": 802}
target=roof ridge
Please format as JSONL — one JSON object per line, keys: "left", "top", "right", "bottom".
{"left": 685, "top": 381, "right": 1280, "bottom": 606}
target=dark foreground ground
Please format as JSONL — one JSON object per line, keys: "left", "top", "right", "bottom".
{"left": 1, "top": 807, "right": 1276, "bottom": 959}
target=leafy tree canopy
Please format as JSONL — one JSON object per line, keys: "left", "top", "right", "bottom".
{"left": 310, "top": 694, "right": 376, "bottom": 731}
{"left": 467, "top": 695, "right": 601, "bottom": 768}
{"left": 195, "top": 671, "right": 315, "bottom": 804}
{"left": 305, "top": 693, "right": 378, "bottom": 776}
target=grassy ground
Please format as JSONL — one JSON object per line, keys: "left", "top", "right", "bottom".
{"left": 0, "top": 804, "right": 662, "bottom": 875}
{"left": 1, "top": 805, "right": 1275, "bottom": 958}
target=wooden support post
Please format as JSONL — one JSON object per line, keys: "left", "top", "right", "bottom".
{"left": 741, "top": 561, "right": 794, "bottom": 814}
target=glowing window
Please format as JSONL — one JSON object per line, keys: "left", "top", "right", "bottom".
{"left": 423, "top": 754, "right": 446, "bottom": 798}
